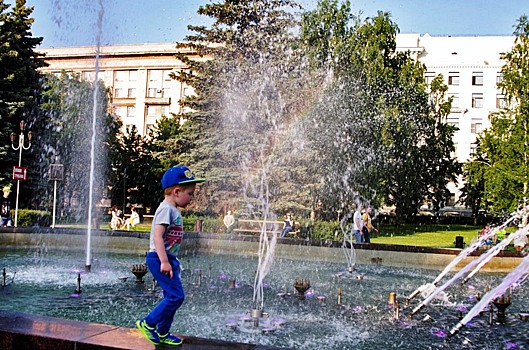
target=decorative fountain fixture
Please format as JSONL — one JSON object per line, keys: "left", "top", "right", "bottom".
{"left": 492, "top": 294, "right": 512, "bottom": 321}
{"left": 293, "top": 278, "right": 310, "bottom": 300}
{"left": 131, "top": 263, "right": 148, "bottom": 283}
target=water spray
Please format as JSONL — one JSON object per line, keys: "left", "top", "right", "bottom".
{"left": 407, "top": 212, "right": 521, "bottom": 304}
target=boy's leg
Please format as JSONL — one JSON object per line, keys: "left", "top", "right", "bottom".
{"left": 144, "top": 253, "right": 185, "bottom": 336}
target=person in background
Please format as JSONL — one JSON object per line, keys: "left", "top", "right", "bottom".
{"left": 280, "top": 213, "right": 293, "bottom": 238}
{"left": 352, "top": 204, "right": 364, "bottom": 243}
{"left": 362, "top": 207, "right": 378, "bottom": 243}
{"left": 1, "top": 185, "right": 12, "bottom": 227}
{"left": 110, "top": 205, "right": 123, "bottom": 230}
{"left": 136, "top": 165, "right": 205, "bottom": 346}
{"left": 123, "top": 206, "right": 140, "bottom": 231}
{"left": 223, "top": 210, "right": 235, "bottom": 234}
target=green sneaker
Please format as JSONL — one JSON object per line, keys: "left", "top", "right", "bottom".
{"left": 136, "top": 319, "right": 159, "bottom": 345}
{"left": 159, "top": 333, "right": 183, "bottom": 346}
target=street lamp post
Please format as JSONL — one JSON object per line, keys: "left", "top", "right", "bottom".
{"left": 49, "top": 159, "right": 64, "bottom": 229}
{"left": 10, "top": 121, "right": 32, "bottom": 228}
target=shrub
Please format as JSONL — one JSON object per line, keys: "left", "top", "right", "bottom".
{"left": 311, "top": 220, "right": 341, "bottom": 241}
{"left": 15, "top": 209, "right": 52, "bottom": 227}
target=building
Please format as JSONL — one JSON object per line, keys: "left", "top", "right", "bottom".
{"left": 39, "top": 35, "right": 517, "bottom": 204}
{"left": 38, "top": 43, "right": 206, "bottom": 136}
{"left": 397, "top": 34, "right": 515, "bottom": 205}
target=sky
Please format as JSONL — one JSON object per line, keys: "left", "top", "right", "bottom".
{"left": 10, "top": 0, "right": 529, "bottom": 48}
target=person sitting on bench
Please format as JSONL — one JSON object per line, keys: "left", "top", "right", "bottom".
{"left": 123, "top": 206, "right": 140, "bottom": 231}
{"left": 280, "top": 213, "right": 293, "bottom": 237}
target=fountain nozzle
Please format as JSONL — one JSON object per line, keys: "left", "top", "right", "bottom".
{"left": 448, "top": 322, "right": 464, "bottom": 338}
{"left": 74, "top": 273, "right": 82, "bottom": 294}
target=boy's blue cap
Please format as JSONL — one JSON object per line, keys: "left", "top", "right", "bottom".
{"left": 161, "top": 165, "right": 206, "bottom": 189}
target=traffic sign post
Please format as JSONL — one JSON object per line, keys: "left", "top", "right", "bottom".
{"left": 12, "top": 166, "right": 27, "bottom": 181}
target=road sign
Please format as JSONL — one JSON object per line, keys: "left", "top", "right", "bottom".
{"left": 13, "top": 166, "right": 27, "bottom": 181}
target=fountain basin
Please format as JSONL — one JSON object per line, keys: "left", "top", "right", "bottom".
{"left": 1, "top": 229, "right": 529, "bottom": 349}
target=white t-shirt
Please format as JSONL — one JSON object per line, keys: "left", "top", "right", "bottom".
{"left": 352, "top": 210, "right": 363, "bottom": 231}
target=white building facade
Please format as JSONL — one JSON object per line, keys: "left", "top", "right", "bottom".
{"left": 38, "top": 43, "right": 204, "bottom": 136}
{"left": 397, "top": 34, "right": 515, "bottom": 204}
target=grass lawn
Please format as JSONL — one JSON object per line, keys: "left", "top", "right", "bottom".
{"left": 371, "top": 224, "right": 483, "bottom": 248}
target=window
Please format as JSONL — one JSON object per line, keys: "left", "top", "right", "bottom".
{"left": 148, "top": 69, "right": 163, "bottom": 82}
{"left": 114, "top": 106, "right": 126, "bottom": 118}
{"left": 471, "top": 119, "right": 483, "bottom": 134}
{"left": 126, "top": 106, "right": 135, "bottom": 117}
{"left": 425, "top": 72, "right": 435, "bottom": 86}
{"left": 448, "top": 72, "right": 459, "bottom": 86}
{"left": 146, "top": 69, "right": 173, "bottom": 98}
{"left": 115, "top": 70, "right": 137, "bottom": 82}
{"left": 147, "top": 88, "right": 157, "bottom": 98}
{"left": 496, "top": 72, "right": 503, "bottom": 86}
{"left": 127, "top": 88, "right": 136, "bottom": 98}
{"left": 447, "top": 117, "right": 459, "bottom": 128}
{"left": 114, "top": 88, "right": 126, "bottom": 98}
{"left": 449, "top": 93, "right": 459, "bottom": 108}
{"left": 470, "top": 143, "right": 477, "bottom": 156}
{"left": 472, "top": 72, "right": 483, "bottom": 86}
{"left": 472, "top": 93, "right": 483, "bottom": 108}
{"left": 146, "top": 105, "right": 158, "bottom": 117}
{"left": 496, "top": 94, "right": 506, "bottom": 109}
{"left": 82, "top": 71, "right": 95, "bottom": 81}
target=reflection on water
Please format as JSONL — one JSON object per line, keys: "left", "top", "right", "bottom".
{"left": 1, "top": 247, "right": 528, "bottom": 349}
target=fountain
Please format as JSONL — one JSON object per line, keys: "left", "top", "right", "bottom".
{"left": 4, "top": 228, "right": 529, "bottom": 348}
{"left": 131, "top": 263, "right": 148, "bottom": 283}
{"left": 293, "top": 278, "right": 311, "bottom": 300}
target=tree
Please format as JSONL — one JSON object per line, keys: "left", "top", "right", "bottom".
{"left": 171, "top": 0, "right": 317, "bottom": 217}
{"left": 301, "top": 2, "right": 459, "bottom": 222}
{"left": 0, "top": 0, "right": 46, "bottom": 189}
{"left": 464, "top": 15, "right": 529, "bottom": 216}
{"left": 107, "top": 125, "right": 163, "bottom": 214}
{"left": 34, "top": 72, "right": 119, "bottom": 222}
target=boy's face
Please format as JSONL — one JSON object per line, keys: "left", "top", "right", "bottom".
{"left": 174, "top": 184, "right": 197, "bottom": 208}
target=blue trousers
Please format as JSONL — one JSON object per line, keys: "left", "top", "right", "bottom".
{"left": 354, "top": 230, "right": 363, "bottom": 243}
{"left": 144, "top": 252, "right": 185, "bottom": 335}
{"left": 280, "top": 226, "right": 293, "bottom": 237}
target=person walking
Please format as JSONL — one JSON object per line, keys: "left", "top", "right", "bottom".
{"left": 136, "top": 165, "right": 205, "bottom": 346}
{"left": 352, "top": 204, "right": 363, "bottom": 243}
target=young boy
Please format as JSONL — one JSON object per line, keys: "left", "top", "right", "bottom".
{"left": 136, "top": 165, "right": 205, "bottom": 346}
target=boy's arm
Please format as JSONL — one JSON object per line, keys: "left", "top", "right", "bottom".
{"left": 153, "top": 223, "right": 173, "bottom": 278}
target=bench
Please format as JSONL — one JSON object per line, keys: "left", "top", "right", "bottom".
{"left": 233, "top": 219, "right": 300, "bottom": 237}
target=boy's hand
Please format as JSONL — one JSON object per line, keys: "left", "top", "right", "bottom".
{"left": 160, "top": 261, "right": 173, "bottom": 278}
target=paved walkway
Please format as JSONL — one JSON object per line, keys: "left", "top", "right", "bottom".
{"left": 0, "top": 310, "right": 285, "bottom": 350}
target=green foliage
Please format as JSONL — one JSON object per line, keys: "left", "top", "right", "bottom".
{"left": 301, "top": 2, "right": 459, "bottom": 223}
{"left": 33, "top": 72, "right": 119, "bottom": 221}
{"left": 171, "top": 0, "right": 316, "bottom": 218}
{"left": 463, "top": 15, "right": 529, "bottom": 215}
{"left": 16, "top": 209, "right": 51, "bottom": 227}
{"left": 0, "top": 0, "right": 45, "bottom": 190}
{"left": 311, "top": 220, "right": 341, "bottom": 240}
{"left": 107, "top": 124, "right": 163, "bottom": 211}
